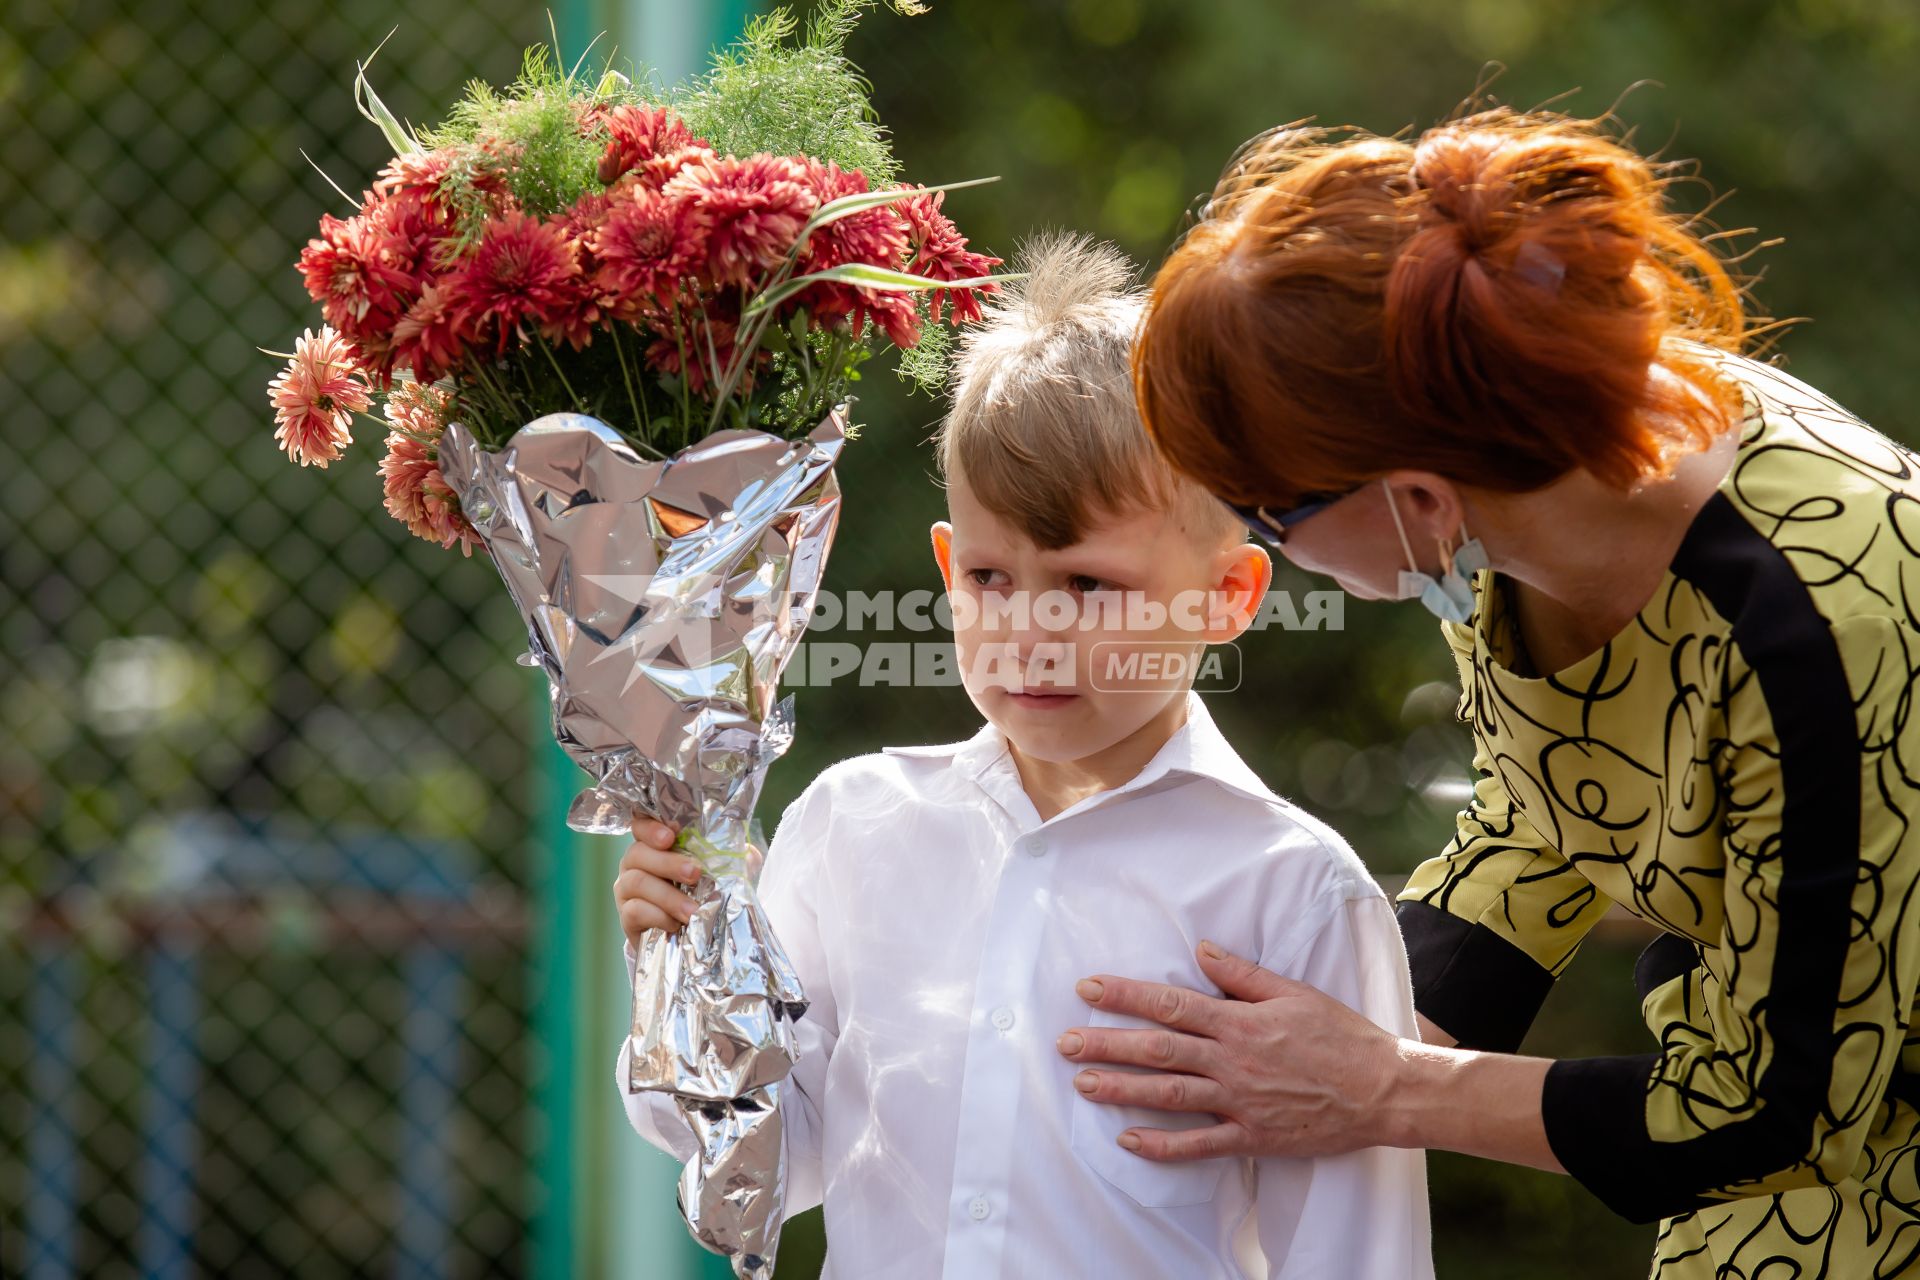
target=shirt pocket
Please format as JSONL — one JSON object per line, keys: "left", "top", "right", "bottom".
{"left": 1068, "top": 1005, "right": 1232, "bottom": 1208}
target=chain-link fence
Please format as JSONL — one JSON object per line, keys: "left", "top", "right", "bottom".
{"left": 2, "top": 2, "right": 560, "bottom": 1274}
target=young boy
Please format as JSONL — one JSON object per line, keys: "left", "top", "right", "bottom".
{"left": 615, "top": 235, "right": 1433, "bottom": 1278}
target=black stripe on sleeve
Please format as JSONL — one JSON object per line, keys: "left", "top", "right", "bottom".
{"left": 1632, "top": 931, "right": 1702, "bottom": 1004}
{"left": 1397, "top": 900, "right": 1554, "bottom": 1053}
{"left": 1541, "top": 493, "right": 1863, "bottom": 1224}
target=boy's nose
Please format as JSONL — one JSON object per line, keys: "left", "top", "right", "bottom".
{"left": 1015, "top": 640, "right": 1077, "bottom": 687}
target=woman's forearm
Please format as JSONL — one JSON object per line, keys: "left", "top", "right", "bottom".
{"left": 1383, "top": 1039, "right": 1565, "bottom": 1174}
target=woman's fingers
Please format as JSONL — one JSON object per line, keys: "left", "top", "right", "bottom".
{"left": 1070, "top": 970, "right": 1408, "bottom": 1158}
{"left": 1057, "top": 1025, "right": 1211, "bottom": 1074}
{"left": 1068, "top": 1065, "right": 1229, "bottom": 1116}
{"left": 1075, "top": 975, "right": 1227, "bottom": 1036}
{"left": 1117, "top": 1121, "right": 1253, "bottom": 1163}
{"left": 1194, "top": 941, "right": 1298, "bottom": 1002}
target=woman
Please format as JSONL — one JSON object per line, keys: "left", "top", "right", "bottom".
{"left": 1057, "top": 109, "right": 1920, "bottom": 1276}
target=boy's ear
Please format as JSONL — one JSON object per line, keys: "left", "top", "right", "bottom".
{"left": 1205, "top": 541, "right": 1273, "bottom": 643}
{"left": 930, "top": 521, "right": 955, "bottom": 591}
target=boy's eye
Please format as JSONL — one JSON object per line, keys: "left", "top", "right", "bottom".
{"left": 964, "top": 568, "right": 1007, "bottom": 589}
{"left": 1068, "top": 574, "right": 1109, "bottom": 594}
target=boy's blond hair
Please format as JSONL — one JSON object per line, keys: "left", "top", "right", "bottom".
{"left": 936, "top": 233, "right": 1244, "bottom": 550}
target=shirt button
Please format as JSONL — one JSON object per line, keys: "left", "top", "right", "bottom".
{"left": 1026, "top": 835, "right": 1049, "bottom": 857}
{"left": 968, "top": 1196, "right": 990, "bottom": 1221}
{"left": 991, "top": 1006, "right": 1015, "bottom": 1031}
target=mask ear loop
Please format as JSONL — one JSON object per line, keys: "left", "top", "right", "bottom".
{"left": 1382, "top": 479, "right": 1420, "bottom": 572}
{"left": 1386, "top": 478, "right": 1477, "bottom": 574}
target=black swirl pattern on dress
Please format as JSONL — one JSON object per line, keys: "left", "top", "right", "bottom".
{"left": 1398, "top": 348, "right": 1920, "bottom": 1278}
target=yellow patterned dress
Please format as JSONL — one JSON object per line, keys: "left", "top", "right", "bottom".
{"left": 1397, "top": 348, "right": 1920, "bottom": 1278}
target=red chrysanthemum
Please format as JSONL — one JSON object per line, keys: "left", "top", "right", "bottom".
{"left": 444, "top": 210, "right": 589, "bottom": 355}
{"left": 390, "top": 283, "right": 466, "bottom": 383}
{"left": 298, "top": 206, "right": 418, "bottom": 338}
{"left": 897, "top": 185, "right": 1003, "bottom": 324}
{"left": 862, "top": 289, "right": 922, "bottom": 349}
{"left": 587, "top": 185, "right": 707, "bottom": 320}
{"left": 785, "top": 160, "right": 910, "bottom": 331}
{"left": 799, "top": 161, "right": 908, "bottom": 269}
{"left": 664, "top": 152, "right": 819, "bottom": 287}
{"left": 596, "top": 105, "right": 706, "bottom": 188}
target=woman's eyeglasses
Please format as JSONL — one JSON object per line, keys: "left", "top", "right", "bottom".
{"left": 1226, "top": 488, "right": 1359, "bottom": 546}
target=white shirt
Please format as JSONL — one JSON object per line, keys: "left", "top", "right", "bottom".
{"left": 619, "top": 693, "right": 1433, "bottom": 1279}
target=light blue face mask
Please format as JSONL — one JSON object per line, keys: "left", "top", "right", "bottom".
{"left": 1383, "top": 480, "right": 1489, "bottom": 624}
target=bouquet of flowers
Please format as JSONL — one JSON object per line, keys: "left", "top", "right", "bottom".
{"left": 264, "top": 4, "right": 1004, "bottom": 1274}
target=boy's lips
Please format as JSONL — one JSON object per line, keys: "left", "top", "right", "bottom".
{"left": 1003, "top": 688, "right": 1081, "bottom": 709}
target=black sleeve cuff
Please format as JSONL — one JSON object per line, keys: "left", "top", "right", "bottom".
{"left": 1396, "top": 900, "right": 1554, "bottom": 1053}
{"left": 1543, "top": 1054, "right": 1723, "bottom": 1224}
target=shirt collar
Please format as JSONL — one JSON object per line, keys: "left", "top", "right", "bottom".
{"left": 881, "top": 691, "right": 1279, "bottom": 819}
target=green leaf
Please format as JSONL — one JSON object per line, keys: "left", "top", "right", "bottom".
{"left": 747, "top": 265, "right": 1025, "bottom": 316}
{"left": 354, "top": 32, "right": 424, "bottom": 157}
{"left": 798, "top": 176, "right": 1001, "bottom": 239}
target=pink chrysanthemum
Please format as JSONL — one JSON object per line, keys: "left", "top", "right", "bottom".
{"left": 444, "top": 210, "right": 588, "bottom": 355}
{"left": 640, "top": 143, "right": 716, "bottom": 191}
{"left": 375, "top": 150, "right": 458, "bottom": 203}
{"left": 380, "top": 429, "right": 438, "bottom": 529}
{"left": 562, "top": 186, "right": 620, "bottom": 245}
{"left": 378, "top": 381, "right": 481, "bottom": 556}
{"left": 384, "top": 374, "right": 454, "bottom": 439}
{"left": 596, "top": 105, "right": 705, "bottom": 187}
{"left": 588, "top": 186, "right": 706, "bottom": 320}
{"left": 268, "top": 325, "right": 371, "bottom": 468}
{"left": 419, "top": 483, "right": 482, "bottom": 555}
{"left": 664, "top": 153, "right": 819, "bottom": 287}
{"left": 377, "top": 141, "right": 516, "bottom": 215}
{"left": 897, "top": 185, "right": 1003, "bottom": 324}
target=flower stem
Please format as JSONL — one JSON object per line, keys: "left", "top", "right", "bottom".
{"left": 462, "top": 357, "right": 521, "bottom": 447}
{"left": 670, "top": 300, "right": 693, "bottom": 452}
{"left": 611, "top": 322, "right": 647, "bottom": 440}
{"left": 536, "top": 334, "right": 586, "bottom": 413}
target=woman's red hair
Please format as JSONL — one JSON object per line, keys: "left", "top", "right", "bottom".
{"left": 1134, "top": 108, "right": 1758, "bottom": 507}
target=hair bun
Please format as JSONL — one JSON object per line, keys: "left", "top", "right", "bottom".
{"left": 1411, "top": 130, "right": 1521, "bottom": 255}
{"left": 1134, "top": 106, "right": 1755, "bottom": 517}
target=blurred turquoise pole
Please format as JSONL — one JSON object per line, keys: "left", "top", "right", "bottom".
{"left": 534, "top": 3, "right": 753, "bottom": 1279}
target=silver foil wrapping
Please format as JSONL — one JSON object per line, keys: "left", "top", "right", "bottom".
{"left": 440, "top": 410, "right": 846, "bottom": 1279}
